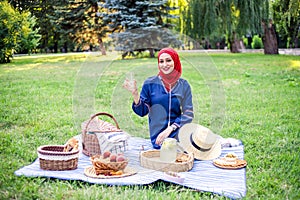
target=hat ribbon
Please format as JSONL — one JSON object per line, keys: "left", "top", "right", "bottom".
{"left": 190, "top": 133, "right": 211, "bottom": 152}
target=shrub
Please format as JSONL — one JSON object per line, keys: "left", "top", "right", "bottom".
{"left": 252, "top": 35, "right": 264, "bottom": 49}
{"left": 243, "top": 37, "right": 248, "bottom": 48}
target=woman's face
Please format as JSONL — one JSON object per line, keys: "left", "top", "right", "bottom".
{"left": 158, "top": 53, "right": 174, "bottom": 75}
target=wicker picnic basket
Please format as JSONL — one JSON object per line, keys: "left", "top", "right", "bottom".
{"left": 140, "top": 150, "right": 194, "bottom": 172}
{"left": 37, "top": 145, "right": 79, "bottom": 171}
{"left": 81, "top": 112, "right": 127, "bottom": 157}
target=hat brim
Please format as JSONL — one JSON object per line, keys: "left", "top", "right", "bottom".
{"left": 178, "top": 123, "right": 221, "bottom": 160}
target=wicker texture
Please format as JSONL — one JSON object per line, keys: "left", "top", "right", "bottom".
{"left": 38, "top": 145, "right": 79, "bottom": 171}
{"left": 140, "top": 150, "right": 194, "bottom": 172}
{"left": 81, "top": 112, "right": 121, "bottom": 157}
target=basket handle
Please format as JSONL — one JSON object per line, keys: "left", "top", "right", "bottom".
{"left": 83, "top": 112, "right": 120, "bottom": 134}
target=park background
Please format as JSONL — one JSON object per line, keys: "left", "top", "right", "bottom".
{"left": 1, "top": 0, "right": 299, "bottom": 62}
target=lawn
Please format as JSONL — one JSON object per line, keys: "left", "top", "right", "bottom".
{"left": 0, "top": 51, "right": 299, "bottom": 199}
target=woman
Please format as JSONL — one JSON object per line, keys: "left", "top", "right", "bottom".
{"left": 123, "top": 48, "right": 194, "bottom": 149}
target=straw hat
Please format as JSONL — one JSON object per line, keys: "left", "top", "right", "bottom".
{"left": 178, "top": 123, "right": 221, "bottom": 160}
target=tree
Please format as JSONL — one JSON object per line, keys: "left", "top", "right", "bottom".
{"left": 18, "top": 12, "right": 41, "bottom": 54}
{"left": 11, "top": 0, "right": 76, "bottom": 53}
{"left": 99, "top": 0, "right": 181, "bottom": 58}
{"left": 10, "top": 0, "right": 105, "bottom": 54}
{"left": 272, "top": 0, "right": 300, "bottom": 48}
{"left": 0, "top": 1, "right": 39, "bottom": 63}
{"left": 50, "top": 0, "right": 107, "bottom": 54}
{"left": 261, "top": 19, "right": 279, "bottom": 54}
{"left": 0, "top": 1, "right": 19, "bottom": 63}
{"left": 111, "top": 26, "right": 182, "bottom": 58}
{"left": 214, "top": 0, "right": 268, "bottom": 53}
{"left": 9, "top": 0, "right": 60, "bottom": 53}
{"left": 168, "top": 0, "right": 188, "bottom": 34}
{"left": 182, "top": 0, "right": 279, "bottom": 54}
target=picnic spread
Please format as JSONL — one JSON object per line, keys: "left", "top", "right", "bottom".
{"left": 14, "top": 113, "right": 247, "bottom": 199}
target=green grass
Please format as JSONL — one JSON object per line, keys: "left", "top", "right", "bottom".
{"left": 0, "top": 52, "right": 299, "bottom": 199}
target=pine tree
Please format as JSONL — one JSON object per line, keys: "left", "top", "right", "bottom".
{"left": 50, "top": 0, "right": 107, "bottom": 54}
{"left": 98, "top": 0, "right": 181, "bottom": 58}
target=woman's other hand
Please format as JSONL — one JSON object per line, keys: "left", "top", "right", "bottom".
{"left": 155, "top": 126, "right": 173, "bottom": 146}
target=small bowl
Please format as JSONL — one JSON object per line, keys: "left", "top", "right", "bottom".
{"left": 224, "top": 157, "right": 237, "bottom": 163}
{"left": 224, "top": 153, "right": 238, "bottom": 163}
{"left": 164, "top": 171, "right": 185, "bottom": 184}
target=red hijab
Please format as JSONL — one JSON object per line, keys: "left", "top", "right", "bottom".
{"left": 158, "top": 48, "right": 182, "bottom": 92}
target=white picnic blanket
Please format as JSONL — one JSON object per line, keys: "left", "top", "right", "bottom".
{"left": 15, "top": 136, "right": 247, "bottom": 199}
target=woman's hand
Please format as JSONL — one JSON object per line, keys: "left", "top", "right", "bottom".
{"left": 155, "top": 126, "right": 173, "bottom": 146}
{"left": 123, "top": 78, "right": 137, "bottom": 93}
{"left": 123, "top": 79, "right": 139, "bottom": 104}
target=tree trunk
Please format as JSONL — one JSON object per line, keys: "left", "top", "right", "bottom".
{"left": 53, "top": 32, "right": 59, "bottom": 53}
{"left": 53, "top": 42, "right": 58, "bottom": 53}
{"left": 98, "top": 38, "right": 106, "bottom": 55}
{"left": 229, "top": 32, "right": 241, "bottom": 53}
{"left": 262, "top": 20, "right": 278, "bottom": 55}
{"left": 148, "top": 48, "right": 155, "bottom": 58}
{"left": 64, "top": 42, "right": 68, "bottom": 53}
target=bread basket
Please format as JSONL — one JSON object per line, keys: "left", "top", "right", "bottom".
{"left": 90, "top": 155, "right": 128, "bottom": 175}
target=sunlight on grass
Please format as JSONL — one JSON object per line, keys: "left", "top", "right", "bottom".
{"left": 12, "top": 52, "right": 108, "bottom": 64}
{"left": 231, "top": 59, "right": 238, "bottom": 65}
{"left": 289, "top": 60, "right": 300, "bottom": 70}
{"left": 3, "top": 63, "right": 41, "bottom": 71}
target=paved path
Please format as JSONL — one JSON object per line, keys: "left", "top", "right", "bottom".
{"left": 13, "top": 48, "right": 300, "bottom": 58}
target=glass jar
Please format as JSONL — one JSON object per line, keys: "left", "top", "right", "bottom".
{"left": 160, "top": 138, "right": 177, "bottom": 163}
